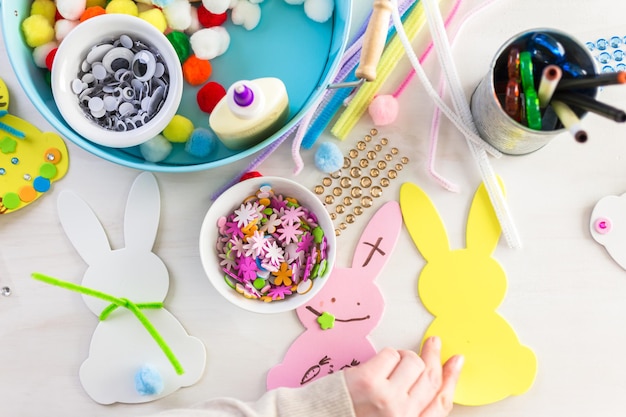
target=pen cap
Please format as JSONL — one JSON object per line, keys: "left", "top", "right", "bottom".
{"left": 470, "top": 28, "right": 598, "bottom": 155}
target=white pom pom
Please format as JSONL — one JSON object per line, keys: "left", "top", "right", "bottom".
{"left": 32, "top": 41, "right": 58, "bottom": 69}
{"left": 185, "top": 6, "right": 203, "bottom": 35}
{"left": 202, "top": 0, "right": 231, "bottom": 14}
{"left": 163, "top": 0, "right": 192, "bottom": 31}
{"left": 56, "top": 0, "right": 86, "bottom": 20}
{"left": 304, "top": 0, "right": 334, "bottom": 23}
{"left": 231, "top": 1, "right": 261, "bottom": 30}
{"left": 54, "top": 19, "right": 78, "bottom": 42}
{"left": 190, "top": 27, "right": 230, "bottom": 60}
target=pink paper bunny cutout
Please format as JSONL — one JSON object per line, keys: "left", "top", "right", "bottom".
{"left": 267, "top": 201, "right": 402, "bottom": 390}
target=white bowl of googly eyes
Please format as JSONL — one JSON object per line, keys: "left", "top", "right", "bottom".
{"left": 51, "top": 14, "right": 183, "bottom": 148}
{"left": 199, "top": 176, "right": 336, "bottom": 314}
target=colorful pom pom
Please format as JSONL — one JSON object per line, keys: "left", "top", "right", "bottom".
{"left": 135, "top": 364, "right": 164, "bottom": 396}
{"left": 197, "top": 81, "right": 226, "bottom": 113}
{"left": 166, "top": 31, "right": 192, "bottom": 63}
{"left": 45, "top": 47, "right": 58, "bottom": 71}
{"left": 162, "top": 114, "right": 194, "bottom": 143}
{"left": 202, "top": 0, "right": 230, "bottom": 14}
{"left": 79, "top": 5, "right": 106, "bottom": 22}
{"left": 105, "top": 0, "right": 138, "bottom": 16}
{"left": 30, "top": 0, "right": 57, "bottom": 27}
{"left": 54, "top": 19, "right": 78, "bottom": 42}
{"left": 240, "top": 171, "right": 263, "bottom": 182}
{"left": 138, "top": 8, "right": 168, "bottom": 32}
{"left": 182, "top": 54, "right": 212, "bottom": 86}
{"left": 185, "top": 6, "right": 203, "bottom": 34}
{"left": 32, "top": 41, "right": 58, "bottom": 69}
{"left": 139, "top": 135, "right": 173, "bottom": 162}
{"left": 231, "top": 1, "right": 261, "bottom": 30}
{"left": 189, "top": 27, "right": 230, "bottom": 60}
{"left": 304, "top": 0, "right": 334, "bottom": 23}
{"left": 368, "top": 94, "right": 400, "bottom": 126}
{"left": 151, "top": 0, "right": 176, "bottom": 7}
{"left": 197, "top": 5, "right": 228, "bottom": 28}
{"left": 56, "top": 0, "right": 87, "bottom": 20}
{"left": 21, "top": 14, "right": 56, "bottom": 48}
{"left": 162, "top": 0, "right": 192, "bottom": 31}
{"left": 185, "top": 127, "right": 218, "bottom": 158}
{"left": 86, "top": 0, "right": 107, "bottom": 7}
{"left": 314, "top": 141, "right": 343, "bottom": 173}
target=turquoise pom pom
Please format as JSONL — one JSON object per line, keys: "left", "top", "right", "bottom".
{"left": 185, "top": 127, "right": 217, "bottom": 158}
{"left": 314, "top": 141, "right": 343, "bottom": 173}
{"left": 140, "top": 135, "right": 173, "bottom": 163}
{"left": 135, "top": 364, "right": 164, "bottom": 396}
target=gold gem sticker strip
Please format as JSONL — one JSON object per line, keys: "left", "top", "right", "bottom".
{"left": 313, "top": 129, "right": 409, "bottom": 236}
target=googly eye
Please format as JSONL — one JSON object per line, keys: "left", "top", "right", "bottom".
{"left": 132, "top": 50, "right": 156, "bottom": 82}
{"left": 86, "top": 43, "right": 114, "bottom": 64}
{"left": 594, "top": 217, "right": 612, "bottom": 234}
{"left": 102, "top": 47, "right": 134, "bottom": 74}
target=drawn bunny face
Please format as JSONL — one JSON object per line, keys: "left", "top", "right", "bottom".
{"left": 296, "top": 263, "right": 385, "bottom": 335}
{"left": 295, "top": 203, "right": 399, "bottom": 333}
{"left": 267, "top": 201, "right": 402, "bottom": 390}
{"left": 58, "top": 172, "right": 169, "bottom": 316}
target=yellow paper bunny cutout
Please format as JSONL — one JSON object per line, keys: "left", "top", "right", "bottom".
{"left": 400, "top": 179, "right": 537, "bottom": 406}
{"left": 0, "top": 77, "right": 68, "bottom": 214}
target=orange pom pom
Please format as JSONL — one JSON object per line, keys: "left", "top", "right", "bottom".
{"left": 182, "top": 55, "right": 212, "bottom": 86}
{"left": 80, "top": 6, "right": 106, "bottom": 22}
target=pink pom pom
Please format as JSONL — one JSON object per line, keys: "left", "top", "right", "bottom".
{"left": 368, "top": 95, "right": 399, "bottom": 126}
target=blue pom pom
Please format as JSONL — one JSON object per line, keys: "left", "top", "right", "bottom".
{"left": 140, "top": 135, "right": 172, "bottom": 163}
{"left": 185, "top": 128, "right": 217, "bottom": 158}
{"left": 151, "top": 0, "right": 176, "bottom": 7}
{"left": 135, "top": 364, "right": 164, "bottom": 396}
{"left": 314, "top": 141, "right": 343, "bottom": 173}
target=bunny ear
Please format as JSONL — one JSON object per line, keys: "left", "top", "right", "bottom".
{"left": 466, "top": 177, "right": 505, "bottom": 254}
{"left": 58, "top": 190, "right": 112, "bottom": 264}
{"left": 400, "top": 182, "right": 450, "bottom": 262}
{"left": 350, "top": 201, "right": 402, "bottom": 273}
{"left": 124, "top": 172, "right": 161, "bottom": 251}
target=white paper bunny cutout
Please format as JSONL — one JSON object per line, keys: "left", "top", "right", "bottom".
{"left": 590, "top": 193, "right": 626, "bottom": 269}
{"left": 266, "top": 201, "right": 402, "bottom": 389}
{"left": 57, "top": 172, "right": 206, "bottom": 404}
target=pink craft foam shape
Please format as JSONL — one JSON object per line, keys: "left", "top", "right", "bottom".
{"left": 266, "top": 201, "right": 402, "bottom": 390}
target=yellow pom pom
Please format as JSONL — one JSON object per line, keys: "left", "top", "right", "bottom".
{"left": 86, "top": 0, "right": 107, "bottom": 7}
{"left": 30, "top": 0, "right": 57, "bottom": 27}
{"left": 162, "top": 115, "right": 194, "bottom": 143}
{"left": 139, "top": 8, "right": 168, "bottom": 33}
{"left": 105, "top": 0, "right": 139, "bottom": 16}
{"left": 21, "top": 15, "right": 55, "bottom": 48}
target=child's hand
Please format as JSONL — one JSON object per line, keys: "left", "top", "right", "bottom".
{"left": 344, "top": 336, "right": 463, "bottom": 417}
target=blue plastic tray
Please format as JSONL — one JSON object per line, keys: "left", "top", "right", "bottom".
{"left": 2, "top": 1, "right": 351, "bottom": 172}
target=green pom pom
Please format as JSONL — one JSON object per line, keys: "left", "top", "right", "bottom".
{"left": 166, "top": 31, "right": 191, "bottom": 63}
